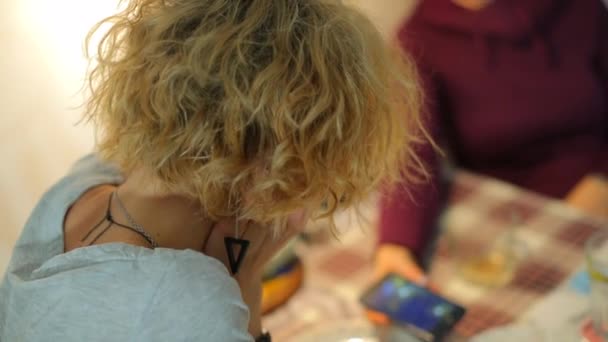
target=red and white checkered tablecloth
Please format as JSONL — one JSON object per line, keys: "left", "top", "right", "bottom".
{"left": 263, "top": 171, "right": 608, "bottom": 341}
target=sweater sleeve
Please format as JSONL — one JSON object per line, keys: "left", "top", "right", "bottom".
{"left": 597, "top": 2, "right": 608, "bottom": 97}
{"left": 377, "top": 18, "right": 444, "bottom": 261}
{"left": 596, "top": 2, "right": 608, "bottom": 173}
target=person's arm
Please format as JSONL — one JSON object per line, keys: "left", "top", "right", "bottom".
{"left": 600, "top": 3, "right": 608, "bottom": 173}
{"left": 565, "top": 3, "right": 608, "bottom": 220}
{"left": 590, "top": 3, "right": 608, "bottom": 174}
{"left": 376, "top": 16, "right": 444, "bottom": 281}
{"left": 201, "top": 211, "right": 308, "bottom": 340}
{"left": 377, "top": 127, "right": 441, "bottom": 261}
{"left": 239, "top": 279, "right": 263, "bottom": 338}
{"left": 595, "top": 2, "right": 608, "bottom": 103}
{"left": 376, "top": 100, "right": 443, "bottom": 283}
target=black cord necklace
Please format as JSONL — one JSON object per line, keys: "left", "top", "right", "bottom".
{"left": 80, "top": 191, "right": 159, "bottom": 248}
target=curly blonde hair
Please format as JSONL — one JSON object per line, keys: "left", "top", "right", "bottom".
{"left": 85, "top": 0, "right": 425, "bottom": 228}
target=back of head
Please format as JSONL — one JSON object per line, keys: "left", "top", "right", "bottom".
{"left": 85, "top": 0, "right": 424, "bottom": 227}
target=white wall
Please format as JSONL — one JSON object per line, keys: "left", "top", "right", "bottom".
{"left": 0, "top": 0, "right": 123, "bottom": 271}
{"left": 348, "top": 0, "right": 419, "bottom": 38}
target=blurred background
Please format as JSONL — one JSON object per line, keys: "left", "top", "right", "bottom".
{"left": 0, "top": 0, "right": 417, "bottom": 273}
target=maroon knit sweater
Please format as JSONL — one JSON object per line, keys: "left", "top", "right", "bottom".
{"left": 379, "top": 0, "right": 608, "bottom": 258}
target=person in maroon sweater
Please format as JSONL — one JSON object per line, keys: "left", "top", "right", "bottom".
{"left": 375, "top": 0, "right": 608, "bottom": 282}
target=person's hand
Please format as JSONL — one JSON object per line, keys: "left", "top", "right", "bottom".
{"left": 373, "top": 244, "right": 427, "bottom": 285}
{"left": 367, "top": 244, "right": 430, "bottom": 327}
{"left": 203, "top": 210, "right": 308, "bottom": 337}
{"left": 566, "top": 174, "right": 608, "bottom": 219}
{"left": 451, "top": 0, "right": 493, "bottom": 11}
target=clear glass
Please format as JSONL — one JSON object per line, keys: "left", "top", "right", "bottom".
{"left": 586, "top": 230, "right": 608, "bottom": 340}
{"left": 456, "top": 228, "right": 527, "bottom": 287}
{"left": 443, "top": 210, "right": 528, "bottom": 287}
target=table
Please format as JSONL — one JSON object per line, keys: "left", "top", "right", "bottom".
{"left": 263, "top": 171, "right": 608, "bottom": 341}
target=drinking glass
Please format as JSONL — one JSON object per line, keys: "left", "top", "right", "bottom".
{"left": 456, "top": 229, "right": 526, "bottom": 287}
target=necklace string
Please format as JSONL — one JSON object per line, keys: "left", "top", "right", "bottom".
{"left": 113, "top": 191, "right": 159, "bottom": 248}
{"left": 81, "top": 191, "right": 159, "bottom": 248}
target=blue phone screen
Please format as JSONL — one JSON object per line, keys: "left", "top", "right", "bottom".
{"left": 363, "top": 274, "right": 463, "bottom": 332}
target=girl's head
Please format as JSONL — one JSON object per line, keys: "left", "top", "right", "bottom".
{"left": 85, "top": 0, "right": 425, "bottom": 228}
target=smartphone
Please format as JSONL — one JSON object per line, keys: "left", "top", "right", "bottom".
{"left": 360, "top": 273, "right": 466, "bottom": 341}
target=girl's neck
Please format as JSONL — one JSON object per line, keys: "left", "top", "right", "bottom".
{"left": 115, "top": 168, "right": 214, "bottom": 251}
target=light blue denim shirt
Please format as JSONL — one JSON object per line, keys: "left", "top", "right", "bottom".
{"left": 0, "top": 155, "right": 252, "bottom": 341}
